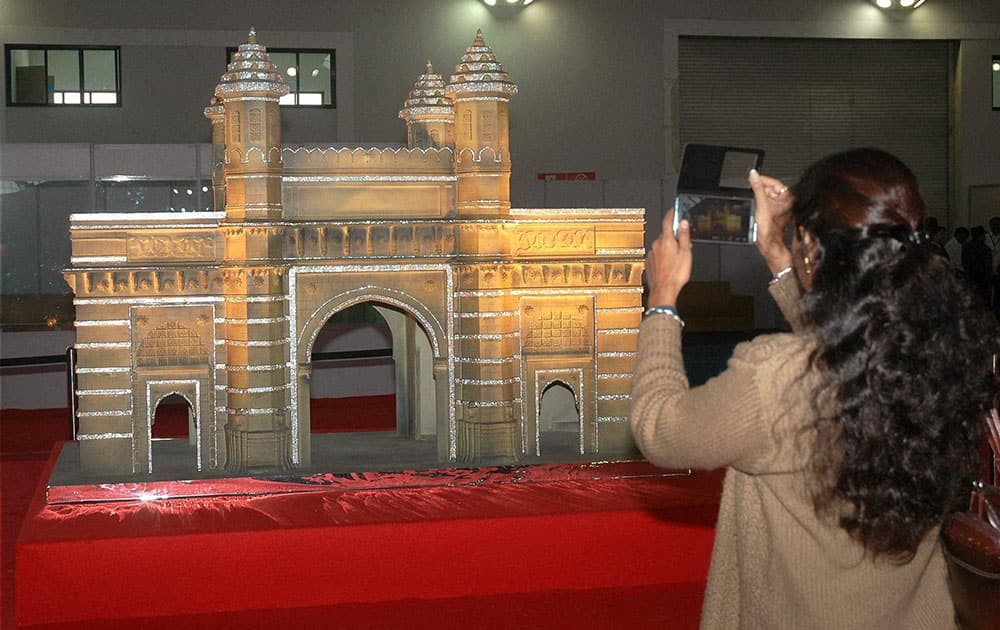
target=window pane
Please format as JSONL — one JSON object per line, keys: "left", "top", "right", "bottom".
{"left": 83, "top": 49, "right": 117, "bottom": 92}
{"left": 7, "top": 46, "right": 119, "bottom": 106}
{"left": 9, "top": 48, "right": 47, "bottom": 104}
{"left": 298, "top": 52, "right": 332, "bottom": 105}
{"left": 270, "top": 51, "right": 298, "bottom": 92}
{"left": 90, "top": 92, "right": 117, "bottom": 104}
{"left": 299, "top": 92, "right": 323, "bottom": 105}
{"left": 47, "top": 49, "right": 81, "bottom": 101}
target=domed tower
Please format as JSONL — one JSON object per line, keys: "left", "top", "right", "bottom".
{"left": 445, "top": 30, "right": 518, "bottom": 217}
{"left": 214, "top": 28, "right": 289, "bottom": 222}
{"left": 212, "top": 29, "right": 293, "bottom": 473}
{"left": 399, "top": 61, "right": 455, "bottom": 150}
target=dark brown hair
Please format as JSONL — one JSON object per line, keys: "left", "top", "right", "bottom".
{"left": 792, "top": 148, "right": 999, "bottom": 560}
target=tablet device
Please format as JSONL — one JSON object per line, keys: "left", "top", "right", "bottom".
{"left": 673, "top": 144, "right": 765, "bottom": 244}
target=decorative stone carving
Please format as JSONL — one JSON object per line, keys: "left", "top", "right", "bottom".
{"left": 137, "top": 321, "right": 210, "bottom": 367}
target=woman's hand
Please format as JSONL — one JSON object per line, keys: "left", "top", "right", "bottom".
{"left": 748, "top": 169, "right": 794, "bottom": 274}
{"left": 646, "top": 208, "right": 692, "bottom": 307}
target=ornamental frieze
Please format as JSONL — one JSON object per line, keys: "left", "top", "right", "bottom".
{"left": 283, "top": 224, "right": 458, "bottom": 259}
{"left": 457, "top": 263, "right": 641, "bottom": 289}
{"left": 127, "top": 232, "right": 220, "bottom": 261}
{"left": 512, "top": 227, "right": 595, "bottom": 256}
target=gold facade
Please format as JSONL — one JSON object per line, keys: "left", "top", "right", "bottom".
{"left": 64, "top": 30, "right": 645, "bottom": 476}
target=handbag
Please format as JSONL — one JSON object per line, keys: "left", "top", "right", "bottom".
{"left": 942, "top": 406, "right": 1000, "bottom": 630}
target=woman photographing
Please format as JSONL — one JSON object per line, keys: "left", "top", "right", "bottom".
{"left": 630, "top": 148, "right": 998, "bottom": 628}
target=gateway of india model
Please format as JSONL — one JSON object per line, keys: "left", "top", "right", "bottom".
{"left": 63, "top": 29, "right": 646, "bottom": 476}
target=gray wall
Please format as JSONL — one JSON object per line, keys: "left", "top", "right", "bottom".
{"left": 2, "top": 0, "right": 997, "bottom": 211}
{"left": 1, "top": 0, "right": 998, "bottom": 320}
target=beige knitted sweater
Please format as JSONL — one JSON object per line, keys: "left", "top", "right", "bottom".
{"left": 630, "top": 274, "right": 954, "bottom": 630}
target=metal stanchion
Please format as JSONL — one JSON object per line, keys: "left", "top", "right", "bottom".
{"left": 66, "top": 346, "right": 78, "bottom": 440}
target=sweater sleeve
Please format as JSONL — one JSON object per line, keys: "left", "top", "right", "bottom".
{"left": 629, "top": 314, "right": 773, "bottom": 471}
{"left": 768, "top": 270, "right": 806, "bottom": 331}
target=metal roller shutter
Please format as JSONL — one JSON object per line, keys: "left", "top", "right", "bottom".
{"left": 678, "top": 37, "right": 950, "bottom": 215}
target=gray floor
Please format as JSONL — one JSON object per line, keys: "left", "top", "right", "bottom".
{"left": 50, "top": 430, "right": 640, "bottom": 487}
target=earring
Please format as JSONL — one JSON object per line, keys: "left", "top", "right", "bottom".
{"left": 803, "top": 255, "right": 812, "bottom": 275}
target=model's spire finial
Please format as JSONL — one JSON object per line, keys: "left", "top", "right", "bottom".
{"left": 248, "top": 27, "right": 257, "bottom": 44}
{"left": 426, "top": 59, "right": 434, "bottom": 74}
{"left": 473, "top": 29, "right": 485, "bottom": 46}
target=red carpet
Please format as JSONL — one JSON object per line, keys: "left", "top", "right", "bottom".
{"left": 2, "top": 402, "right": 722, "bottom": 629}
{"left": 151, "top": 394, "right": 397, "bottom": 438}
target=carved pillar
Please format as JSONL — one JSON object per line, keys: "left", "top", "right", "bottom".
{"left": 221, "top": 266, "right": 291, "bottom": 473}
{"left": 296, "top": 363, "right": 312, "bottom": 467}
{"left": 453, "top": 264, "right": 521, "bottom": 464}
{"left": 213, "top": 30, "right": 294, "bottom": 472}
{"left": 434, "top": 359, "right": 451, "bottom": 462}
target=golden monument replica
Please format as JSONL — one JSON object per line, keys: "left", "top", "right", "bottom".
{"left": 63, "top": 30, "right": 646, "bottom": 476}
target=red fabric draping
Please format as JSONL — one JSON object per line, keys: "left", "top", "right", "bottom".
{"left": 5, "top": 405, "right": 723, "bottom": 628}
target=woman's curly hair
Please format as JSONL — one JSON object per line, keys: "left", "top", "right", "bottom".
{"left": 792, "top": 148, "right": 999, "bottom": 561}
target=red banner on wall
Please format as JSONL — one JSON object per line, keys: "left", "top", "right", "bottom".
{"left": 537, "top": 171, "right": 597, "bottom": 181}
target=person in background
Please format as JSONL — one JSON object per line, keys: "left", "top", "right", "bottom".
{"left": 927, "top": 225, "right": 950, "bottom": 260}
{"left": 963, "top": 226, "right": 993, "bottom": 306}
{"left": 945, "top": 226, "right": 969, "bottom": 271}
{"left": 989, "top": 217, "right": 1000, "bottom": 313}
{"left": 631, "top": 148, "right": 998, "bottom": 629}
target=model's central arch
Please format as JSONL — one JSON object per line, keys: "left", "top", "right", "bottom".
{"left": 293, "top": 278, "right": 452, "bottom": 466}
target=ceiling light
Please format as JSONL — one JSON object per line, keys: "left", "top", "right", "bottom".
{"left": 481, "top": 0, "right": 533, "bottom": 7}
{"left": 311, "top": 68, "right": 320, "bottom": 77}
{"left": 993, "top": 62, "right": 1000, "bottom": 72}
{"left": 286, "top": 66, "right": 297, "bottom": 77}
{"left": 872, "top": 0, "right": 928, "bottom": 8}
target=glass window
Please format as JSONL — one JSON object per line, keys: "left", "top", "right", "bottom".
{"left": 993, "top": 56, "right": 1000, "bottom": 110}
{"left": 227, "top": 47, "right": 335, "bottom": 107}
{"left": 0, "top": 180, "right": 87, "bottom": 330}
{"left": 6, "top": 45, "right": 120, "bottom": 106}
{"left": 96, "top": 180, "right": 211, "bottom": 212}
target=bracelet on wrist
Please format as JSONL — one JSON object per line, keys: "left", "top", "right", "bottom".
{"left": 642, "top": 305, "right": 685, "bottom": 327}
{"left": 768, "top": 265, "right": 793, "bottom": 286}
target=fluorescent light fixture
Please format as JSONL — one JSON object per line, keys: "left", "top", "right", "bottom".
{"left": 481, "top": 0, "right": 533, "bottom": 6}
{"left": 873, "top": 0, "right": 927, "bottom": 8}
